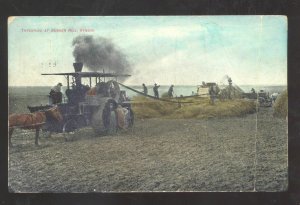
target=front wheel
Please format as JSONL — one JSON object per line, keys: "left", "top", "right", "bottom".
{"left": 62, "top": 119, "right": 77, "bottom": 141}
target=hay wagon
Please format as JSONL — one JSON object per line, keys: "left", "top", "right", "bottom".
{"left": 257, "top": 90, "right": 272, "bottom": 107}
{"left": 242, "top": 90, "right": 272, "bottom": 107}
{"left": 28, "top": 63, "right": 134, "bottom": 140}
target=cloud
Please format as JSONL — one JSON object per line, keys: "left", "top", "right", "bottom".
{"left": 8, "top": 16, "right": 286, "bottom": 86}
{"left": 125, "top": 41, "right": 287, "bottom": 86}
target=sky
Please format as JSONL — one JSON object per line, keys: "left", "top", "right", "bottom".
{"left": 8, "top": 16, "right": 287, "bottom": 86}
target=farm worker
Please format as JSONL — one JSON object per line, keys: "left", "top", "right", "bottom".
{"left": 228, "top": 78, "right": 233, "bottom": 99}
{"left": 142, "top": 83, "right": 148, "bottom": 95}
{"left": 153, "top": 83, "right": 160, "bottom": 98}
{"left": 119, "top": 90, "right": 127, "bottom": 102}
{"left": 50, "top": 83, "right": 63, "bottom": 104}
{"left": 209, "top": 85, "right": 216, "bottom": 105}
{"left": 215, "top": 85, "right": 220, "bottom": 95}
{"left": 168, "top": 85, "right": 174, "bottom": 98}
{"left": 115, "top": 105, "right": 126, "bottom": 129}
{"left": 51, "top": 82, "right": 63, "bottom": 92}
{"left": 271, "top": 92, "right": 279, "bottom": 103}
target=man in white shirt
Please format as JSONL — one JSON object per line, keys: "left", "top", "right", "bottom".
{"left": 51, "top": 82, "right": 62, "bottom": 92}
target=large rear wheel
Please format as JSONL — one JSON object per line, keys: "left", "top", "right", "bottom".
{"left": 126, "top": 108, "right": 134, "bottom": 129}
{"left": 91, "top": 98, "right": 118, "bottom": 135}
{"left": 102, "top": 99, "right": 118, "bottom": 135}
{"left": 106, "top": 110, "right": 117, "bottom": 135}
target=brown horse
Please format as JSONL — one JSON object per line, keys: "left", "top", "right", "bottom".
{"left": 9, "top": 106, "right": 63, "bottom": 146}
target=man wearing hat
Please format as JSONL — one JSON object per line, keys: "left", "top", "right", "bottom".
{"left": 168, "top": 85, "right": 174, "bottom": 98}
{"left": 50, "top": 83, "right": 63, "bottom": 104}
{"left": 142, "top": 83, "right": 148, "bottom": 96}
{"left": 153, "top": 83, "right": 160, "bottom": 99}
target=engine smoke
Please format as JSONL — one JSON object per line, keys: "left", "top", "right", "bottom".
{"left": 72, "top": 35, "right": 131, "bottom": 74}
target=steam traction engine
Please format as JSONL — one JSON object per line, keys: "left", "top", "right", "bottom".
{"left": 28, "top": 62, "right": 134, "bottom": 140}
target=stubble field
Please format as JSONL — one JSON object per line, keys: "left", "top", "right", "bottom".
{"left": 8, "top": 106, "right": 287, "bottom": 192}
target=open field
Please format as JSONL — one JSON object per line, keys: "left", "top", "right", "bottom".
{"left": 8, "top": 106, "right": 287, "bottom": 192}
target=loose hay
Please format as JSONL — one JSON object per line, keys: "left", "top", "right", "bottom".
{"left": 273, "top": 90, "right": 288, "bottom": 118}
{"left": 132, "top": 96, "right": 256, "bottom": 119}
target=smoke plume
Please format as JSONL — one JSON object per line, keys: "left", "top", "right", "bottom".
{"left": 72, "top": 35, "right": 131, "bottom": 73}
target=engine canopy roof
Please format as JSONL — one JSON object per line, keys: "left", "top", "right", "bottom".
{"left": 41, "top": 72, "right": 131, "bottom": 78}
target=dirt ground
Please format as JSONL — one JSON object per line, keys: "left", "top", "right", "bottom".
{"left": 8, "top": 107, "right": 287, "bottom": 192}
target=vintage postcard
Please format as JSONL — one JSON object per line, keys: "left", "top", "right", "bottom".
{"left": 8, "top": 16, "right": 287, "bottom": 192}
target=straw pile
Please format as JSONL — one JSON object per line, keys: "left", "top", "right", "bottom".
{"left": 131, "top": 96, "right": 256, "bottom": 119}
{"left": 273, "top": 90, "right": 288, "bottom": 118}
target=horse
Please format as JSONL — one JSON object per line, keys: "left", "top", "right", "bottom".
{"left": 9, "top": 106, "right": 63, "bottom": 146}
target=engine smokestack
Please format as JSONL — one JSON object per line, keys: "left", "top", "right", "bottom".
{"left": 73, "top": 62, "right": 83, "bottom": 86}
{"left": 73, "top": 62, "right": 83, "bottom": 72}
